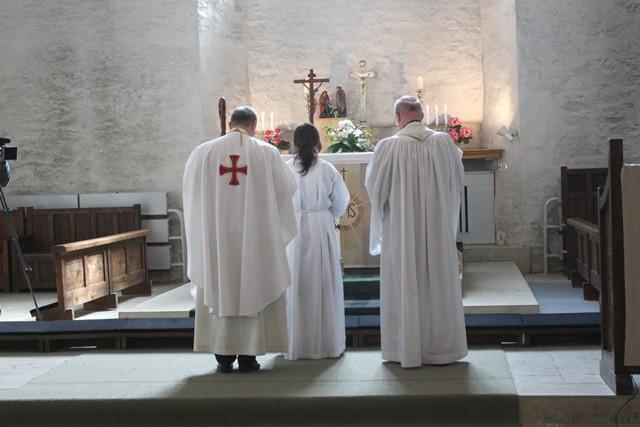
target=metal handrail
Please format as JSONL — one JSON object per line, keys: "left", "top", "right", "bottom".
{"left": 543, "top": 197, "right": 563, "bottom": 274}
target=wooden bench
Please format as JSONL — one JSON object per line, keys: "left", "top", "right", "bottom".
{"left": 12, "top": 205, "right": 141, "bottom": 291}
{"left": 566, "top": 217, "right": 601, "bottom": 300}
{"left": 561, "top": 167, "right": 607, "bottom": 298}
{"left": 598, "top": 139, "right": 640, "bottom": 394}
{"left": 36, "top": 229, "right": 151, "bottom": 320}
{"left": 0, "top": 208, "right": 26, "bottom": 292}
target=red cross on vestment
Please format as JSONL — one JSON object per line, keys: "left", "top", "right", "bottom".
{"left": 219, "top": 155, "right": 247, "bottom": 186}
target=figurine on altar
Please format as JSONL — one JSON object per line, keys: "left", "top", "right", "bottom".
{"left": 335, "top": 86, "right": 347, "bottom": 117}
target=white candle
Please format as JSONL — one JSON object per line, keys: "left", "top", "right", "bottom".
{"left": 270, "top": 112, "right": 274, "bottom": 131}
{"left": 435, "top": 105, "right": 439, "bottom": 127}
{"left": 261, "top": 112, "right": 266, "bottom": 131}
{"left": 417, "top": 75, "right": 424, "bottom": 91}
{"left": 444, "top": 104, "right": 448, "bottom": 126}
{"left": 425, "top": 104, "right": 430, "bottom": 124}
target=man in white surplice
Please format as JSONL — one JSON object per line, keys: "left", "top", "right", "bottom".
{"left": 183, "top": 106, "right": 297, "bottom": 373}
{"left": 366, "top": 96, "right": 467, "bottom": 368}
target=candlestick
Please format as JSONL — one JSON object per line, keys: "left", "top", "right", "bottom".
{"left": 261, "top": 112, "right": 266, "bottom": 131}
{"left": 417, "top": 75, "right": 424, "bottom": 91}
{"left": 270, "top": 112, "right": 274, "bottom": 131}
{"left": 435, "top": 105, "right": 439, "bottom": 127}
{"left": 444, "top": 104, "right": 448, "bottom": 127}
{"left": 425, "top": 104, "right": 430, "bottom": 125}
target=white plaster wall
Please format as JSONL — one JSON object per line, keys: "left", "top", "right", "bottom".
{"left": 243, "top": 0, "right": 484, "bottom": 128}
{"left": 516, "top": 0, "right": 640, "bottom": 271}
{"left": 0, "top": 0, "right": 202, "bottom": 207}
{"left": 198, "top": 0, "right": 249, "bottom": 140}
{"left": 479, "top": 0, "right": 524, "bottom": 246}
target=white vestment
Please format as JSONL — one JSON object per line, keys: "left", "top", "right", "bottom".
{"left": 285, "top": 159, "right": 350, "bottom": 360}
{"left": 366, "top": 121, "right": 467, "bottom": 368}
{"left": 183, "top": 129, "right": 297, "bottom": 355}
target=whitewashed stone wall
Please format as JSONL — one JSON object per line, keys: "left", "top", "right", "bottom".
{"left": 479, "top": 0, "right": 524, "bottom": 247}
{"left": 243, "top": 0, "right": 484, "bottom": 128}
{"left": 516, "top": 0, "right": 640, "bottom": 271}
{"left": 0, "top": 0, "right": 202, "bottom": 207}
{"left": 198, "top": 0, "right": 249, "bottom": 140}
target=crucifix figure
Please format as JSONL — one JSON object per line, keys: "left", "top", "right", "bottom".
{"left": 294, "top": 69, "right": 330, "bottom": 124}
{"left": 350, "top": 59, "right": 377, "bottom": 124}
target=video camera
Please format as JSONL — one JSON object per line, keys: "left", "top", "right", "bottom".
{"left": 0, "top": 138, "right": 17, "bottom": 161}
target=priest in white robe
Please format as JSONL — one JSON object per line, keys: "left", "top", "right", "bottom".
{"left": 365, "top": 96, "right": 467, "bottom": 368}
{"left": 183, "top": 106, "right": 297, "bottom": 373}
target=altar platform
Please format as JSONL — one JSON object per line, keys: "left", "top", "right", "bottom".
{"left": 0, "top": 261, "right": 539, "bottom": 321}
{"left": 1, "top": 346, "right": 638, "bottom": 426}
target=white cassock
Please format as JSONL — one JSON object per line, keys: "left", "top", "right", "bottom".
{"left": 285, "top": 158, "right": 350, "bottom": 360}
{"left": 366, "top": 121, "right": 467, "bottom": 368}
{"left": 183, "top": 128, "right": 297, "bottom": 356}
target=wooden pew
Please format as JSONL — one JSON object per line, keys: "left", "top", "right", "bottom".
{"left": 561, "top": 167, "right": 607, "bottom": 297}
{"left": 0, "top": 208, "right": 26, "bottom": 292}
{"left": 598, "top": 139, "right": 640, "bottom": 395}
{"left": 12, "top": 205, "right": 141, "bottom": 291}
{"left": 38, "top": 229, "right": 151, "bottom": 320}
{"left": 566, "top": 217, "right": 601, "bottom": 300}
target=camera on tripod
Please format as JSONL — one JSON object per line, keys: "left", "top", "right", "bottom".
{"left": 0, "top": 138, "right": 17, "bottom": 161}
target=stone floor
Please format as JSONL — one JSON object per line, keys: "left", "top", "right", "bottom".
{"left": 0, "top": 346, "right": 638, "bottom": 426}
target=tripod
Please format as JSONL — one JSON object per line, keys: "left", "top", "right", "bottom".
{"left": 0, "top": 185, "right": 41, "bottom": 320}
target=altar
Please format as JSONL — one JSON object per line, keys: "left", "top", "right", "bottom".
{"left": 283, "top": 149, "right": 503, "bottom": 268}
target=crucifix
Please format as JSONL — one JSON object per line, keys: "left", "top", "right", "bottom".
{"left": 294, "top": 69, "right": 330, "bottom": 124}
{"left": 350, "top": 59, "right": 377, "bottom": 124}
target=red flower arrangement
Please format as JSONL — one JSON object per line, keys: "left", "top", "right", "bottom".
{"left": 446, "top": 117, "right": 473, "bottom": 145}
{"left": 261, "top": 128, "right": 290, "bottom": 151}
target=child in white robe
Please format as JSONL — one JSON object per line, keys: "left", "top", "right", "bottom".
{"left": 286, "top": 123, "right": 350, "bottom": 360}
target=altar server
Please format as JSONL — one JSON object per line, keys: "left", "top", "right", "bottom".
{"left": 286, "top": 123, "right": 350, "bottom": 360}
{"left": 183, "top": 106, "right": 297, "bottom": 373}
{"left": 366, "top": 96, "right": 467, "bottom": 368}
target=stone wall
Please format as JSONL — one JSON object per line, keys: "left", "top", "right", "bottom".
{"left": 0, "top": 0, "right": 202, "bottom": 208}
{"left": 241, "top": 0, "right": 483, "bottom": 129}
{"left": 516, "top": 0, "right": 640, "bottom": 271}
{"left": 479, "top": 0, "right": 524, "bottom": 248}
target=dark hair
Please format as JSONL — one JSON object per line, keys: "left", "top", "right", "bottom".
{"left": 229, "top": 106, "right": 257, "bottom": 127}
{"left": 293, "top": 123, "right": 320, "bottom": 176}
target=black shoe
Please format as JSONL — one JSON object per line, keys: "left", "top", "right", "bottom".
{"left": 217, "top": 363, "right": 233, "bottom": 374}
{"left": 238, "top": 361, "right": 260, "bottom": 373}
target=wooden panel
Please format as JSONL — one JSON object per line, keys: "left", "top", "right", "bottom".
{"left": 109, "top": 247, "right": 127, "bottom": 278}
{"left": 79, "top": 192, "right": 167, "bottom": 215}
{"left": 0, "top": 241, "right": 9, "bottom": 292}
{"left": 85, "top": 253, "right": 107, "bottom": 286}
{"left": 63, "top": 258, "right": 85, "bottom": 290}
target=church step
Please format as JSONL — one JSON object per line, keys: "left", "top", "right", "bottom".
{"left": 343, "top": 273, "right": 380, "bottom": 300}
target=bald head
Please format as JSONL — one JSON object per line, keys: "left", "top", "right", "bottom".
{"left": 229, "top": 106, "right": 258, "bottom": 135}
{"left": 394, "top": 96, "right": 424, "bottom": 129}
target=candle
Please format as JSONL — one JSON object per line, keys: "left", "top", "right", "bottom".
{"left": 270, "top": 112, "right": 274, "bottom": 131}
{"left": 435, "top": 105, "right": 439, "bottom": 127}
{"left": 444, "top": 104, "right": 448, "bottom": 126}
{"left": 425, "top": 104, "right": 430, "bottom": 124}
{"left": 261, "top": 112, "right": 266, "bottom": 131}
{"left": 417, "top": 75, "right": 424, "bottom": 91}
